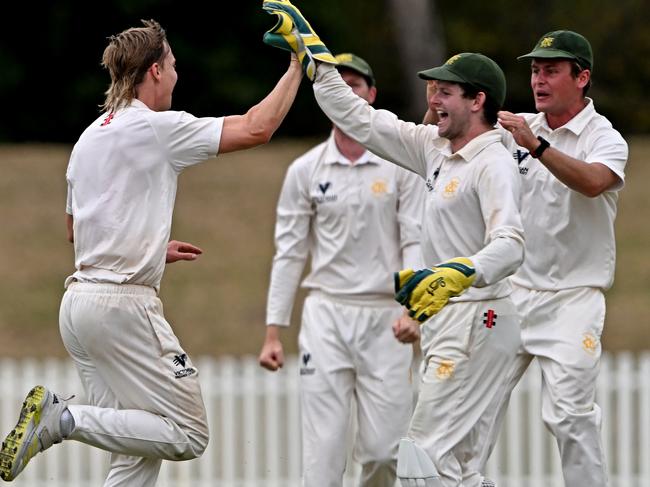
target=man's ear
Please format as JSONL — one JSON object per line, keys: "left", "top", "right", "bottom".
{"left": 472, "top": 92, "right": 487, "bottom": 113}
{"left": 577, "top": 69, "right": 591, "bottom": 90}
{"left": 367, "top": 86, "right": 377, "bottom": 105}
{"left": 149, "top": 63, "right": 162, "bottom": 81}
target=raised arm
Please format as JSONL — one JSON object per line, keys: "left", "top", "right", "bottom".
{"left": 219, "top": 56, "right": 303, "bottom": 154}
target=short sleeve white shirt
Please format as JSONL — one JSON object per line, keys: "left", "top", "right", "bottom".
{"left": 500, "top": 99, "right": 628, "bottom": 291}
{"left": 65, "top": 99, "right": 223, "bottom": 290}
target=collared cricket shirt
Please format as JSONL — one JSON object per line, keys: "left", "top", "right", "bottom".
{"left": 314, "top": 65, "right": 525, "bottom": 302}
{"left": 66, "top": 99, "right": 223, "bottom": 290}
{"left": 266, "top": 133, "right": 424, "bottom": 326}
{"left": 501, "top": 99, "right": 628, "bottom": 291}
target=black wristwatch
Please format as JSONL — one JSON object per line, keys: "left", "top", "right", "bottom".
{"left": 530, "top": 136, "right": 550, "bottom": 159}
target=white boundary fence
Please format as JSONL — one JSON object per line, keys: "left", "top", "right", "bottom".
{"left": 1, "top": 352, "right": 649, "bottom": 487}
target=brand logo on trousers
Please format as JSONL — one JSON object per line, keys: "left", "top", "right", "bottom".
{"left": 300, "top": 352, "right": 315, "bottom": 376}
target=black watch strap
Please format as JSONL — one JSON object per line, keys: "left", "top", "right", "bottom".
{"left": 530, "top": 136, "right": 550, "bottom": 159}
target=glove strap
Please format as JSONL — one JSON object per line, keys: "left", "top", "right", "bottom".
{"left": 436, "top": 261, "right": 475, "bottom": 277}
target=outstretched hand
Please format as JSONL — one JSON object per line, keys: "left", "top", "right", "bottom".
{"left": 166, "top": 240, "right": 203, "bottom": 264}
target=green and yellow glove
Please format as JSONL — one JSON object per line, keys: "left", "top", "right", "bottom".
{"left": 394, "top": 257, "right": 477, "bottom": 322}
{"left": 262, "top": 0, "right": 337, "bottom": 81}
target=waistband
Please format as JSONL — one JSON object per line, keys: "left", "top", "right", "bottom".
{"left": 308, "top": 289, "right": 397, "bottom": 307}
{"left": 65, "top": 281, "right": 157, "bottom": 297}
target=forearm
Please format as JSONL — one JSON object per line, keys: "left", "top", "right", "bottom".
{"left": 247, "top": 57, "right": 303, "bottom": 139}
{"left": 470, "top": 234, "right": 524, "bottom": 287}
{"left": 498, "top": 110, "right": 619, "bottom": 197}
{"left": 537, "top": 147, "right": 619, "bottom": 197}
{"left": 66, "top": 213, "right": 74, "bottom": 243}
{"left": 266, "top": 257, "right": 305, "bottom": 326}
{"left": 220, "top": 57, "right": 303, "bottom": 153}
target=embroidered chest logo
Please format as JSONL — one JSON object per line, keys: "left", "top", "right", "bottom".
{"left": 483, "top": 309, "right": 498, "bottom": 328}
{"left": 312, "top": 181, "right": 337, "bottom": 204}
{"left": 513, "top": 150, "right": 530, "bottom": 175}
{"left": 435, "top": 359, "right": 455, "bottom": 380}
{"left": 172, "top": 353, "right": 197, "bottom": 379}
{"left": 371, "top": 178, "right": 388, "bottom": 196}
{"left": 582, "top": 333, "right": 599, "bottom": 355}
{"left": 443, "top": 177, "right": 460, "bottom": 198}
{"left": 300, "top": 352, "right": 316, "bottom": 375}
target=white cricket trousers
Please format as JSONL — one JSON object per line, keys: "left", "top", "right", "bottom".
{"left": 478, "top": 285, "right": 608, "bottom": 487}
{"left": 299, "top": 292, "right": 415, "bottom": 487}
{"left": 404, "top": 297, "right": 520, "bottom": 487}
{"left": 59, "top": 282, "right": 209, "bottom": 487}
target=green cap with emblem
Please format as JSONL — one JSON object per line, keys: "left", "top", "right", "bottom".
{"left": 518, "top": 30, "right": 593, "bottom": 71}
{"left": 335, "top": 53, "right": 375, "bottom": 86}
{"left": 418, "top": 52, "right": 506, "bottom": 107}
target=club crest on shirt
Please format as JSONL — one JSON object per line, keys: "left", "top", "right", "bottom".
{"left": 312, "top": 181, "right": 338, "bottom": 204}
{"left": 370, "top": 178, "right": 388, "bottom": 196}
{"left": 435, "top": 359, "right": 455, "bottom": 380}
{"left": 443, "top": 177, "right": 460, "bottom": 198}
{"left": 582, "top": 333, "right": 599, "bottom": 355}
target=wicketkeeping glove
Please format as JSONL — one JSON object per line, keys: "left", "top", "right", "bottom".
{"left": 262, "top": 0, "right": 337, "bottom": 81}
{"left": 394, "top": 257, "right": 477, "bottom": 322}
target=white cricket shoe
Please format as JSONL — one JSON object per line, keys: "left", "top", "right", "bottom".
{"left": 0, "top": 386, "right": 70, "bottom": 482}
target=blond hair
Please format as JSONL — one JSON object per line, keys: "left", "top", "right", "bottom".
{"left": 101, "top": 19, "right": 168, "bottom": 113}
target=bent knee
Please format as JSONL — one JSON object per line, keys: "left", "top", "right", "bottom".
{"left": 188, "top": 430, "right": 209, "bottom": 459}
{"left": 173, "top": 430, "right": 209, "bottom": 461}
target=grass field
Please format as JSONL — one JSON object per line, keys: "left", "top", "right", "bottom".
{"left": 0, "top": 138, "right": 648, "bottom": 358}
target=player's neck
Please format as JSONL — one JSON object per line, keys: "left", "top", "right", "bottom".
{"left": 333, "top": 127, "right": 366, "bottom": 163}
{"left": 544, "top": 97, "right": 588, "bottom": 130}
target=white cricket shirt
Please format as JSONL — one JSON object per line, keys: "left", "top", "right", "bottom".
{"left": 313, "top": 64, "right": 525, "bottom": 302}
{"left": 265, "top": 132, "right": 425, "bottom": 326}
{"left": 501, "top": 99, "right": 628, "bottom": 291}
{"left": 66, "top": 99, "right": 223, "bottom": 290}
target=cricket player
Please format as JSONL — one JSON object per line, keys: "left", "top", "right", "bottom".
{"left": 473, "top": 31, "right": 629, "bottom": 487}
{"left": 0, "top": 19, "right": 303, "bottom": 486}
{"left": 259, "top": 3, "right": 525, "bottom": 486}
{"left": 258, "top": 53, "right": 424, "bottom": 487}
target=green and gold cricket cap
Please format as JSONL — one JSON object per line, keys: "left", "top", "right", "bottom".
{"left": 335, "top": 53, "right": 375, "bottom": 86}
{"left": 518, "top": 30, "right": 593, "bottom": 71}
{"left": 418, "top": 52, "right": 506, "bottom": 107}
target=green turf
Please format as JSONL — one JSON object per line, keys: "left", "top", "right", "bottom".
{"left": 0, "top": 138, "right": 648, "bottom": 357}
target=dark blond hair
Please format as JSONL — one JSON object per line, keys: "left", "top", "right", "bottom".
{"left": 101, "top": 19, "right": 168, "bottom": 112}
